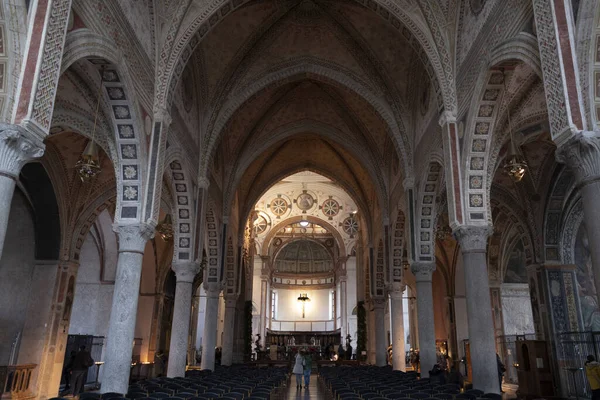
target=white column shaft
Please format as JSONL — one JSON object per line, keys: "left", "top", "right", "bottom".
{"left": 221, "top": 303, "right": 236, "bottom": 366}
{"left": 415, "top": 278, "right": 436, "bottom": 378}
{"left": 391, "top": 292, "right": 406, "bottom": 371}
{"left": 200, "top": 290, "right": 220, "bottom": 370}
{"left": 167, "top": 280, "right": 193, "bottom": 377}
{"left": 374, "top": 303, "right": 387, "bottom": 367}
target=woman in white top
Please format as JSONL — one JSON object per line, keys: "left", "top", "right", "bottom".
{"left": 292, "top": 350, "right": 305, "bottom": 389}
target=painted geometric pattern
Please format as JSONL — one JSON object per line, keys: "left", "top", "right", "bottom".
{"left": 30, "top": 0, "right": 72, "bottom": 131}
{"left": 532, "top": 0, "right": 570, "bottom": 138}
{"left": 465, "top": 71, "right": 505, "bottom": 224}
{"left": 374, "top": 239, "right": 385, "bottom": 297}
{"left": 417, "top": 163, "right": 441, "bottom": 261}
{"left": 205, "top": 206, "right": 220, "bottom": 284}
{"left": 86, "top": 60, "right": 143, "bottom": 222}
{"left": 392, "top": 212, "right": 405, "bottom": 283}
{"left": 225, "top": 237, "right": 236, "bottom": 294}
{"left": 171, "top": 161, "right": 193, "bottom": 261}
{"left": 544, "top": 167, "right": 574, "bottom": 261}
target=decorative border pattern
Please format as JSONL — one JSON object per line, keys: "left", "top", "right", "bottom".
{"left": 374, "top": 239, "right": 385, "bottom": 297}
{"left": 225, "top": 236, "right": 236, "bottom": 294}
{"left": 391, "top": 211, "right": 405, "bottom": 283}
{"left": 416, "top": 162, "right": 443, "bottom": 262}
{"left": 205, "top": 203, "right": 220, "bottom": 284}
{"left": 170, "top": 160, "right": 193, "bottom": 261}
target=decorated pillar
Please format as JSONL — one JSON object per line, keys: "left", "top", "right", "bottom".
{"left": 33, "top": 261, "right": 78, "bottom": 399}
{"left": 167, "top": 261, "right": 200, "bottom": 377}
{"left": 0, "top": 125, "right": 44, "bottom": 260}
{"left": 221, "top": 294, "right": 238, "bottom": 366}
{"left": 390, "top": 283, "right": 406, "bottom": 371}
{"left": 454, "top": 225, "right": 498, "bottom": 393}
{"left": 200, "top": 282, "right": 222, "bottom": 371}
{"left": 411, "top": 262, "right": 436, "bottom": 378}
{"left": 102, "top": 225, "right": 152, "bottom": 394}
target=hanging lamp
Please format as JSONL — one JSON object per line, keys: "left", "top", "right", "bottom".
{"left": 156, "top": 214, "right": 174, "bottom": 241}
{"left": 500, "top": 68, "right": 528, "bottom": 182}
{"left": 75, "top": 67, "right": 104, "bottom": 181}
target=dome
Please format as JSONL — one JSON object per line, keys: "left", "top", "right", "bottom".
{"left": 274, "top": 240, "right": 333, "bottom": 274}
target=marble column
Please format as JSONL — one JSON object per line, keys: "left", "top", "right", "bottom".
{"left": 557, "top": 134, "right": 600, "bottom": 309}
{"left": 221, "top": 295, "right": 238, "bottom": 366}
{"left": 200, "top": 283, "right": 221, "bottom": 371}
{"left": 0, "top": 125, "right": 44, "bottom": 260}
{"left": 409, "top": 295, "right": 419, "bottom": 351}
{"left": 259, "top": 256, "right": 269, "bottom": 348}
{"left": 101, "top": 225, "right": 151, "bottom": 394}
{"left": 339, "top": 275, "right": 348, "bottom": 340}
{"left": 373, "top": 299, "right": 387, "bottom": 366}
{"left": 167, "top": 261, "right": 200, "bottom": 377}
{"left": 455, "top": 225, "right": 498, "bottom": 394}
{"left": 411, "top": 262, "right": 436, "bottom": 378}
{"left": 390, "top": 284, "right": 406, "bottom": 371}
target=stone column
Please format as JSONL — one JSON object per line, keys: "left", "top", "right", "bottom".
{"left": 390, "top": 284, "right": 406, "bottom": 371}
{"left": 411, "top": 262, "right": 436, "bottom": 378}
{"left": 0, "top": 125, "right": 44, "bottom": 260}
{"left": 259, "top": 256, "right": 269, "bottom": 347}
{"left": 338, "top": 274, "right": 348, "bottom": 340}
{"left": 102, "top": 225, "right": 151, "bottom": 394}
{"left": 221, "top": 295, "right": 238, "bottom": 366}
{"left": 454, "top": 225, "right": 498, "bottom": 394}
{"left": 409, "top": 295, "right": 419, "bottom": 351}
{"left": 557, "top": 134, "right": 600, "bottom": 308}
{"left": 167, "top": 261, "right": 200, "bottom": 377}
{"left": 200, "top": 283, "right": 221, "bottom": 371}
{"left": 373, "top": 299, "right": 387, "bottom": 366}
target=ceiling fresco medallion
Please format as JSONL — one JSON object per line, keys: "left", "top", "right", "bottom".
{"left": 296, "top": 192, "right": 315, "bottom": 211}
{"left": 343, "top": 216, "right": 359, "bottom": 236}
{"left": 270, "top": 197, "right": 288, "bottom": 216}
{"left": 321, "top": 198, "right": 340, "bottom": 217}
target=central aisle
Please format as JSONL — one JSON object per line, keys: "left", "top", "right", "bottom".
{"left": 271, "top": 373, "right": 333, "bottom": 400}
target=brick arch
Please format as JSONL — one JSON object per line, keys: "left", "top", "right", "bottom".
{"left": 391, "top": 211, "right": 405, "bottom": 284}
{"left": 201, "top": 59, "right": 412, "bottom": 179}
{"left": 60, "top": 32, "right": 147, "bottom": 223}
{"left": 415, "top": 161, "right": 444, "bottom": 262}
{"left": 155, "top": 0, "right": 456, "bottom": 115}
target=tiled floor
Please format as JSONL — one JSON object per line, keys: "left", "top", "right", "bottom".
{"left": 271, "top": 373, "right": 333, "bottom": 400}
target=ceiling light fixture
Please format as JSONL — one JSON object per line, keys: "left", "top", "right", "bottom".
{"left": 75, "top": 66, "right": 104, "bottom": 182}
{"left": 500, "top": 68, "right": 528, "bottom": 182}
{"left": 299, "top": 220, "right": 309, "bottom": 227}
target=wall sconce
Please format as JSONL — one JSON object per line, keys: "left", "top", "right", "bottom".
{"left": 297, "top": 293, "right": 310, "bottom": 318}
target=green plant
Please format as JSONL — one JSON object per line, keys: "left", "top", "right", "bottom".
{"left": 244, "top": 301, "right": 253, "bottom": 357}
{"left": 356, "top": 301, "right": 367, "bottom": 361}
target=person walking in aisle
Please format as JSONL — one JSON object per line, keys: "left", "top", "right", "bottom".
{"left": 303, "top": 351, "right": 313, "bottom": 388}
{"left": 292, "top": 350, "right": 305, "bottom": 389}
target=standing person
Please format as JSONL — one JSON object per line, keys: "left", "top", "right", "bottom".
{"left": 292, "top": 350, "right": 305, "bottom": 389}
{"left": 586, "top": 355, "right": 600, "bottom": 400}
{"left": 62, "top": 351, "right": 76, "bottom": 393}
{"left": 337, "top": 343, "right": 345, "bottom": 361}
{"left": 496, "top": 353, "right": 506, "bottom": 393}
{"left": 71, "top": 345, "right": 94, "bottom": 396}
{"left": 303, "top": 351, "right": 313, "bottom": 388}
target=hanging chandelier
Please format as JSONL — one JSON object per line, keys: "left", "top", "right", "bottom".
{"left": 156, "top": 214, "right": 174, "bottom": 241}
{"left": 500, "top": 68, "right": 527, "bottom": 182}
{"left": 75, "top": 67, "right": 104, "bottom": 181}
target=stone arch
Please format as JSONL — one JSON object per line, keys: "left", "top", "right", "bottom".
{"left": 226, "top": 119, "right": 386, "bottom": 221}
{"left": 562, "top": 198, "right": 584, "bottom": 265}
{"left": 240, "top": 164, "right": 372, "bottom": 246}
{"left": 543, "top": 165, "right": 577, "bottom": 262}
{"left": 261, "top": 215, "right": 347, "bottom": 260}
{"left": 488, "top": 34, "right": 542, "bottom": 79}
{"left": 391, "top": 211, "right": 405, "bottom": 284}
{"left": 203, "top": 59, "right": 412, "bottom": 178}
{"left": 3, "top": 0, "right": 29, "bottom": 121}
{"left": 155, "top": 0, "right": 456, "bottom": 115}
{"left": 416, "top": 161, "right": 444, "bottom": 263}
{"left": 585, "top": 1, "right": 600, "bottom": 128}
{"left": 60, "top": 31, "right": 147, "bottom": 223}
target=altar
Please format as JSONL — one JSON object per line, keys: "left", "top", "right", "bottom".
{"left": 265, "top": 329, "right": 340, "bottom": 361}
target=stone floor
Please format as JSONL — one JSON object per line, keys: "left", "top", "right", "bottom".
{"left": 270, "top": 373, "right": 333, "bottom": 400}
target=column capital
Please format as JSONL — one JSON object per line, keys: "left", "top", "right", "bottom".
{"left": 438, "top": 110, "right": 457, "bottom": 127}
{"left": 197, "top": 176, "right": 210, "bottom": 189}
{"left": 453, "top": 224, "right": 493, "bottom": 253}
{"left": 154, "top": 108, "right": 172, "bottom": 127}
{"left": 203, "top": 281, "right": 223, "bottom": 296}
{"left": 388, "top": 282, "right": 404, "bottom": 297}
{"left": 411, "top": 261, "right": 435, "bottom": 282}
{"left": 372, "top": 298, "right": 386, "bottom": 309}
{"left": 0, "top": 124, "right": 45, "bottom": 177}
{"left": 114, "top": 224, "right": 153, "bottom": 253}
{"left": 556, "top": 131, "right": 600, "bottom": 187}
{"left": 403, "top": 177, "right": 415, "bottom": 189}
{"left": 172, "top": 261, "right": 200, "bottom": 283}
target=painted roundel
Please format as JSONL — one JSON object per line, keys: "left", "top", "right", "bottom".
{"left": 270, "top": 197, "right": 288, "bottom": 216}
{"left": 343, "top": 216, "right": 359, "bottom": 236}
{"left": 296, "top": 193, "right": 315, "bottom": 210}
{"left": 322, "top": 198, "right": 340, "bottom": 217}
{"left": 254, "top": 215, "right": 268, "bottom": 235}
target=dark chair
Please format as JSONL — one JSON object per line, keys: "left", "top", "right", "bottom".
{"left": 481, "top": 394, "right": 502, "bottom": 400}
{"left": 466, "top": 390, "right": 484, "bottom": 397}
{"left": 149, "top": 394, "right": 172, "bottom": 399}
{"left": 433, "top": 394, "right": 454, "bottom": 400}
{"left": 102, "top": 393, "right": 125, "bottom": 399}
{"left": 455, "top": 394, "right": 476, "bottom": 400}
{"left": 80, "top": 393, "right": 102, "bottom": 400}
{"left": 410, "top": 393, "right": 431, "bottom": 399}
